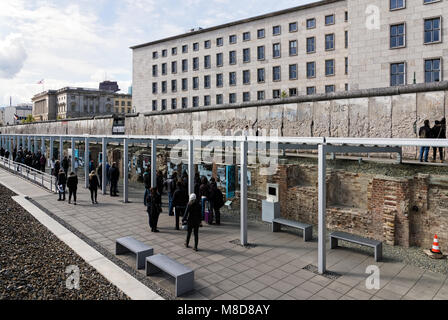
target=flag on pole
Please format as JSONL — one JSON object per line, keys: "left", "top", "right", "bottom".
{"left": 37, "top": 79, "right": 44, "bottom": 84}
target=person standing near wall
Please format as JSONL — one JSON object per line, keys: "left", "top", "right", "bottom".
{"left": 172, "top": 180, "right": 188, "bottom": 230}
{"left": 146, "top": 187, "right": 162, "bottom": 232}
{"left": 89, "top": 170, "right": 99, "bottom": 204}
{"left": 109, "top": 162, "right": 119, "bottom": 197}
{"left": 67, "top": 171, "right": 78, "bottom": 205}
{"left": 419, "top": 120, "right": 431, "bottom": 162}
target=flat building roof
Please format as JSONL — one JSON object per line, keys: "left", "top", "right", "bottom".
{"left": 130, "top": 0, "right": 344, "bottom": 50}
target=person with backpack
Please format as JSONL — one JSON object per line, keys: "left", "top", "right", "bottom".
{"left": 164, "top": 171, "right": 178, "bottom": 216}
{"left": 419, "top": 120, "right": 431, "bottom": 162}
{"left": 172, "top": 180, "right": 189, "bottom": 230}
{"left": 146, "top": 187, "right": 162, "bottom": 232}
{"left": 57, "top": 169, "right": 66, "bottom": 201}
{"left": 210, "top": 181, "right": 224, "bottom": 225}
{"left": 182, "top": 193, "right": 202, "bottom": 251}
{"left": 66, "top": 171, "right": 78, "bottom": 205}
{"left": 89, "top": 171, "right": 100, "bottom": 204}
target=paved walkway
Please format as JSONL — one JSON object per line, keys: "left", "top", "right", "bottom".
{"left": 1, "top": 167, "right": 447, "bottom": 300}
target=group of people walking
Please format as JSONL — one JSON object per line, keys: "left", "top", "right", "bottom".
{"left": 419, "top": 118, "right": 446, "bottom": 162}
{"left": 52, "top": 158, "right": 119, "bottom": 205}
{"left": 0, "top": 146, "right": 47, "bottom": 172}
{"left": 143, "top": 169, "right": 225, "bottom": 251}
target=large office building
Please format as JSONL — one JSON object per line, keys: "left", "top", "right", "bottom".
{"left": 131, "top": 0, "right": 447, "bottom": 113}
{"left": 32, "top": 87, "right": 132, "bottom": 121}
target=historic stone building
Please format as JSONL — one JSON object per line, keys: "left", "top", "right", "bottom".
{"left": 32, "top": 87, "right": 132, "bottom": 120}
{"left": 113, "top": 93, "right": 133, "bottom": 114}
{"left": 131, "top": 0, "right": 447, "bottom": 113}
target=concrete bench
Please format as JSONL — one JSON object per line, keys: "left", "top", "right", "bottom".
{"left": 330, "top": 231, "right": 382, "bottom": 262}
{"left": 146, "top": 254, "right": 194, "bottom": 297}
{"left": 272, "top": 218, "right": 313, "bottom": 242}
{"left": 115, "top": 236, "right": 154, "bottom": 270}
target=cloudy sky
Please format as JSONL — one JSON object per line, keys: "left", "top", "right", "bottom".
{"left": 0, "top": 0, "right": 317, "bottom": 106}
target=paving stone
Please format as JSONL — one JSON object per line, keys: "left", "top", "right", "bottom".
{"left": 287, "top": 287, "right": 315, "bottom": 300}
{"left": 227, "top": 286, "right": 253, "bottom": 300}
{"left": 258, "top": 287, "right": 284, "bottom": 300}
{"left": 345, "top": 288, "right": 373, "bottom": 300}
{"left": 215, "top": 279, "right": 240, "bottom": 292}
{"left": 198, "top": 286, "right": 225, "bottom": 300}
{"left": 242, "top": 279, "right": 268, "bottom": 292}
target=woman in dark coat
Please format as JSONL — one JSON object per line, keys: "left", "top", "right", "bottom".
{"left": 182, "top": 194, "right": 202, "bottom": 251}
{"left": 66, "top": 171, "right": 78, "bottom": 205}
{"left": 57, "top": 169, "right": 66, "bottom": 201}
{"left": 146, "top": 187, "right": 162, "bottom": 232}
{"left": 89, "top": 171, "right": 100, "bottom": 204}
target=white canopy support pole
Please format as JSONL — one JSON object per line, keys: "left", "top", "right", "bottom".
{"left": 34, "top": 137, "right": 38, "bottom": 154}
{"left": 240, "top": 138, "right": 248, "bottom": 246}
{"left": 84, "top": 137, "right": 89, "bottom": 188}
{"left": 102, "top": 137, "right": 107, "bottom": 195}
{"left": 59, "top": 136, "right": 63, "bottom": 160}
{"left": 71, "top": 137, "right": 75, "bottom": 172}
{"left": 41, "top": 136, "right": 45, "bottom": 154}
{"left": 151, "top": 139, "right": 157, "bottom": 189}
{"left": 188, "top": 139, "right": 195, "bottom": 195}
{"left": 318, "top": 144, "right": 327, "bottom": 274}
{"left": 123, "top": 137, "right": 129, "bottom": 203}
{"left": 49, "top": 137, "right": 54, "bottom": 161}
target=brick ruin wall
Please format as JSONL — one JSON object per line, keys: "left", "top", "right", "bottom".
{"left": 264, "top": 163, "right": 448, "bottom": 252}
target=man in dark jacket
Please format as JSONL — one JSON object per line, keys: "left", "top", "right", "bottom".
{"left": 172, "top": 181, "right": 189, "bottom": 230}
{"left": 419, "top": 120, "right": 431, "bottom": 162}
{"left": 143, "top": 167, "right": 151, "bottom": 206}
{"left": 62, "top": 156, "right": 69, "bottom": 174}
{"left": 210, "top": 181, "right": 224, "bottom": 225}
{"left": 109, "top": 162, "right": 119, "bottom": 197}
{"left": 146, "top": 188, "right": 162, "bottom": 232}
{"left": 432, "top": 119, "right": 446, "bottom": 162}
{"left": 164, "top": 171, "right": 178, "bottom": 216}
{"left": 182, "top": 194, "right": 202, "bottom": 251}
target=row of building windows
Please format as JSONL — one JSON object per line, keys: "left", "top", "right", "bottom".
{"left": 114, "top": 100, "right": 132, "bottom": 106}
{"left": 390, "top": 0, "right": 441, "bottom": 10}
{"left": 151, "top": 33, "right": 348, "bottom": 77}
{"left": 151, "top": 58, "right": 347, "bottom": 94}
{"left": 151, "top": 12, "right": 348, "bottom": 59}
{"left": 390, "top": 17, "right": 442, "bottom": 49}
{"left": 390, "top": 58, "right": 442, "bottom": 86}
{"left": 151, "top": 85, "right": 345, "bottom": 110}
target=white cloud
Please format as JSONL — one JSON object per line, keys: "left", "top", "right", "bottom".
{"left": 0, "top": 34, "right": 27, "bottom": 79}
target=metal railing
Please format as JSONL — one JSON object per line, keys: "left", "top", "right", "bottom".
{"left": 0, "top": 156, "right": 55, "bottom": 193}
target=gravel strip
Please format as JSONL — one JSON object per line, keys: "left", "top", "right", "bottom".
{"left": 26, "top": 198, "right": 175, "bottom": 300}
{"left": 0, "top": 185, "right": 130, "bottom": 300}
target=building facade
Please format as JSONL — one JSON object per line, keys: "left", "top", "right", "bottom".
{"left": 32, "top": 87, "right": 132, "bottom": 121}
{"left": 349, "top": 0, "right": 448, "bottom": 89}
{"left": 113, "top": 93, "right": 133, "bottom": 114}
{"left": 131, "top": 0, "right": 447, "bottom": 113}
